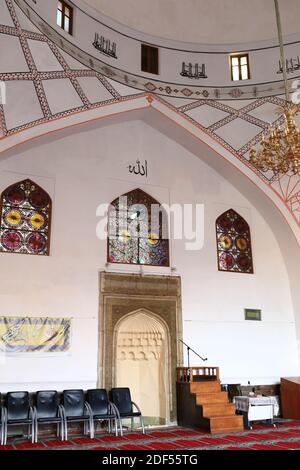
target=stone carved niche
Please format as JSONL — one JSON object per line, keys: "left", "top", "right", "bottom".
{"left": 98, "top": 272, "right": 183, "bottom": 424}
{"left": 115, "top": 311, "right": 169, "bottom": 424}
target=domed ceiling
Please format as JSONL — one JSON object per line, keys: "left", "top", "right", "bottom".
{"left": 0, "top": 0, "right": 299, "bottom": 238}
{"left": 83, "top": 0, "right": 300, "bottom": 44}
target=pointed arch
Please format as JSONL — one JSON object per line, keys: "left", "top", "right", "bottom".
{"left": 113, "top": 308, "right": 171, "bottom": 424}
{"left": 0, "top": 179, "right": 51, "bottom": 256}
{"left": 107, "top": 188, "right": 169, "bottom": 266}
{"left": 216, "top": 208, "right": 253, "bottom": 273}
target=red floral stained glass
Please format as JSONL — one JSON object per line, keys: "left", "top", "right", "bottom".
{"left": 216, "top": 209, "right": 253, "bottom": 273}
{"left": 0, "top": 180, "right": 51, "bottom": 256}
{"left": 108, "top": 188, "right": 169, "bottom": 266}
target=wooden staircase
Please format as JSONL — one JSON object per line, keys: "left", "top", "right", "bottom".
{"left": 176, "top": 367, "right": 244, "bottom": 434}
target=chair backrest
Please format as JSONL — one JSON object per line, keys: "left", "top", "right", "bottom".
{"left": 111, "top": 388, "right": 133, "bottom": 415}
{"left": 6, "top": 392, "right": 30, "bottom": 420}
{"left": 62, "top": 390, "right": 85, "bottom": 417}
{"left": 227, "top": 384, "right": 242, "bottom": 402}
{"left": 36, "top": 391, "right": 58, "bottom": 418}
{"left": 87, "top": 389, "right": 110, "bottom": 415}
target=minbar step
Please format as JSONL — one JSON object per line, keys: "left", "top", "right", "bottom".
{"left": 209, "top": 415, "right": 244, "bottom": 434}
{"left": 196, "top": 392, "right": 228, "bottom": 404}
{"left": 190, "top": 381, "right": 221, "bottom": 393}
{"left": 202, "top": 403, "right": 236, "bottom": 417}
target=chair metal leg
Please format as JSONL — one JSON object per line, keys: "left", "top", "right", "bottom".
{"left": 35, "top": 420, "right": 38, "bottom": 443}
{"left": 60, "top": 420, "right": 64, "bottom": 441}
{"left": 90, "top": 419, "right": 95, "bottom": 439}
{"left": 0, "top": 412, "right": 5, "bottom": 446}
{"left": 3, "top": 413, "right": 7, "bottom": 446}
{"left": 65, "top": 421, "right": 68, "bottom": 441}
{"left": 3, "top": 425, "right": 7, "bottom": 446}
{"left": 140, "top": 415, "right": 145, "bottom": 434}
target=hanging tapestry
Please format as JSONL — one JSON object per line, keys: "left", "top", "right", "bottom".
{"left": 0, "top": 317, "right": 71, "bottom": 354}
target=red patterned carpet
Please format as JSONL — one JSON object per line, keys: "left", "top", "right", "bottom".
{"left": 1, "top": 420, "right": 300, "bottom": 451}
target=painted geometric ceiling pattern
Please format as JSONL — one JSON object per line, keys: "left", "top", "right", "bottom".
{"left": 0, "top": 0, "right": 299, "bottom": 227}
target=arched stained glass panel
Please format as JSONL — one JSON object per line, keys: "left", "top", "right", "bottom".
{"left": 216, "top": 209, "right": 253, "bottom": 273}
{"left": 0, "top": 179, "right": 51, "bottom": 256}
{"left": 108, "top": 188, "right": 169, "bottom": 266}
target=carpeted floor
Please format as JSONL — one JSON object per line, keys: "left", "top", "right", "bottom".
{"left": 1, "top": 420, "right": 300, "bottom": 450}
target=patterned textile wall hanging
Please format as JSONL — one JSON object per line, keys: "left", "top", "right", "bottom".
{"left": 0, "top": 317, "right": 71, "bottom": 355}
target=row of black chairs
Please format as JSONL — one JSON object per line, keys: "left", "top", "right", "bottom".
{"left": 0, "top": 388, "right": 145, "bottom": 445}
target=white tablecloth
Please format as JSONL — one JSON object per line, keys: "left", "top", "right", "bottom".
{"left": 233, "top": 396, "right": 278, "bottom": 412}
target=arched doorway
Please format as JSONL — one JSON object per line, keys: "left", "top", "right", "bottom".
{"left": 114, "top": 310, "right": 170, "bottom": 425}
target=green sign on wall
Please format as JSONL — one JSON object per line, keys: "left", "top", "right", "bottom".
{"left": 244, "top": 309, "right": 262, "bottom": 321}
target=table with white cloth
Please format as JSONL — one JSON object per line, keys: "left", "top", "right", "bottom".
{"left": 233, "top": 396, "right": 278, "bottom": 429}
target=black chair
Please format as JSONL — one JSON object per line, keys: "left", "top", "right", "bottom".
{"left": 111, "top": 388, "right": 145, "bottom": 436}
{"left": 61, "top": 390, "right": 93, "bottom": 440}
{"left": 34, "top": 391, "right": 65, "bottom": 442}
{"left": 86, "top": 389, "right": 119, "bottom": 437}
{"left": 3, "top": 392, "right": 35, "bottom": 445}
{"left": 227, "top": 384, "right": 242, "bottom": 402}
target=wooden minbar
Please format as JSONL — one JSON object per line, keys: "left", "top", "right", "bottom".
{"left": 176, "top": 366, "right": 244, "bottom": 434}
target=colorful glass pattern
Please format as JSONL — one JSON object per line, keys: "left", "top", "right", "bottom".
{"left": 0, "top": 180, "right": 51, "bottom": 256}
{"left": 108, "top": 188, "right": 169, "bottom": 266}
{"left": 216, "top": 209, "right": 253, "bottom": 273}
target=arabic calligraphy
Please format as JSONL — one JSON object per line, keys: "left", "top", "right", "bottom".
{"left": 93, "top": 33, "right": 117, "bottom": 59}
{"left": 277, "top": 57, "right": 300, "bottom": 74}
{"left": 180, "top": 62, "right": 207, "bottom": 79}
{"left": 0, "top": 317, "right": 71, "bottom": 353}
{"left": 1, "top": 318, "right": 26, "bottom": 343}
{"left": 127, "top": 159, "right": 148, "bottom": 177}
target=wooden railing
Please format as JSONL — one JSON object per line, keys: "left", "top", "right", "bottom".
{"left": 177, "top": 366, "right": 220, "bottom": 383}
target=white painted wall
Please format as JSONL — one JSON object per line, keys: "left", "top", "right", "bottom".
{"left": 0, "top": 118, "right": 298, "bottom": 392}
{"left": 83, "top": 0, "right": 300, "bottom": 45}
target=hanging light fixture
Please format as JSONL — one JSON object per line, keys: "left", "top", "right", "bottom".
{"left": 249, "top": 0, "right": 300, "bottom": 176}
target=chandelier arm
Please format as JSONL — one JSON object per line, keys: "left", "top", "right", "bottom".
{"left": 274, "top": 0, "right": 289, "bottom": 102}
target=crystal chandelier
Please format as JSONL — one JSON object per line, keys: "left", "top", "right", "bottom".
{"left": 249, "top": 0, "right": 300, "bottom": 176}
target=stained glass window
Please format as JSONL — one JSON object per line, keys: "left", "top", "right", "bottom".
{"left": 108, "top": 188, "right": 169, "bottom": 266}
{"left": 216, "top": 209, "right": 253, "bottom": 273}
{"left": 0, "top": 179, "right": 51, "bottom": 256}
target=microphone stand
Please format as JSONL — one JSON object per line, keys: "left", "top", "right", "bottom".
{"left": 180, "top": 339, "right": 208, "bottom": 370}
